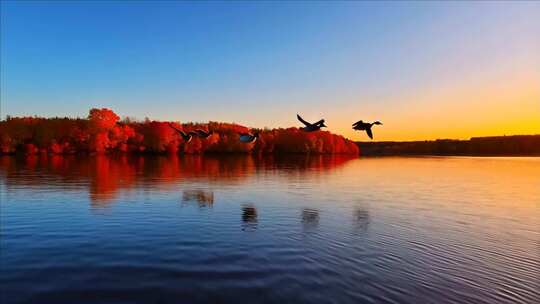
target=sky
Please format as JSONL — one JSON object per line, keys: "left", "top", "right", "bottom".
{"left": 1, "top": 1, "right": 539, "bottom": 141}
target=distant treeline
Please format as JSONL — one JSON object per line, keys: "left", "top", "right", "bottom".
{"left": 0, "top": 108, "right": 359, "bottom": 155}
{"left": 357, "top": 135, "right": 540, "bottom": 156}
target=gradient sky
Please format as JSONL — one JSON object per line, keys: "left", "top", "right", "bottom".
{"left": 1, "top": 1, "right": 539, "bottom": 141}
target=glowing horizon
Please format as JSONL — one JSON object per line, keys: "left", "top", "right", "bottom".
{"left": 1, "top": 1, "right": 539, "bottom": 141}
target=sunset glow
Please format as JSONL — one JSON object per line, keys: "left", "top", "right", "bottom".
{"left": 1, "top": 2, "right": 540, "bottom": 302}
{"left": 1, "top": 1, "right": 539, "bottom": 141}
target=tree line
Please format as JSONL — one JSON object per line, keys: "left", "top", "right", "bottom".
{"left": 0, "top": 108, "right": 359, "bottom": 155}
{"left": 357, "top": 135, "right": 540, "bottom": 156}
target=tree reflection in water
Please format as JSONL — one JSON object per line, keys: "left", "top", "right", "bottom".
{"left": 0, "top": 154, "right": 356, "bottom": 208}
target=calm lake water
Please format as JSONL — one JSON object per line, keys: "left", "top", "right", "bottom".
{"left": 0, "top": 155, "right": 538, "bottom": 304}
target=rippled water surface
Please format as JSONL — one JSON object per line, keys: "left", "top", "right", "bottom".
{"left": 1, "top": 155, "right": 539, "bottom": 304}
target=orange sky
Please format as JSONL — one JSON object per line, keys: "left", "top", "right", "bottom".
{"left": 339, "top": 72, "right": 540, "bottom": 141}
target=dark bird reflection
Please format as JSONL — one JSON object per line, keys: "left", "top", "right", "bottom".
{"left": 182, "top": 190, "right": 214, "bottom": 208}
{"left": 242, "top": 206, "right": 258, "bottom": 222}
{"left": 353, "top": 207, "right": 370, "bottom": 233}
{"left": 302, "top": 208, "right": 320, "bottom": 230}
{"left": 241, "top": 204, "right": 258, "bottom": 231}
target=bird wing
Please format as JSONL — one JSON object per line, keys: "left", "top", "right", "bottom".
{"left": 169, "top": 123, "right": 186, "bottom": 136}
{"left": 313, "top": 119, "right": 325, "bottom": 126}
{"left": 195, "top": 129, "right": 207, "bottom": 135}
{"left": 365, "top": 128, "right": 373, "bottom": 139}
{"left": 297, "top": 114, "right": 311, "bottom": 127}
{"left": 352, "top": 120, "right": 363, "bottom": 127}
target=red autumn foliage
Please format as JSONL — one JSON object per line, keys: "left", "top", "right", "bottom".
{"left": 88, "top": 108, "right": 119, "bottom": 131}
{"left": 0, "top": 108, "right": 359, "bottom": 155}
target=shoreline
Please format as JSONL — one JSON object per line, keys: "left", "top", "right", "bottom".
{"left": 356, "top": 135, "right": 540, "bottom": 156}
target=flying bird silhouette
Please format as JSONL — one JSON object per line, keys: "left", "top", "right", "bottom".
{"left": 169, "top": 123, "right": 196, "bottom": 143}
{"left": 193, "top": 129, "right": 214, "bottom": 139}
{"left": 239, "top": 132, "right": 259, "bottom": 143}
{"left": 297, "top": 114, "right": 327, "bottom": 132}
{"left": 352, "top": 120, "right": 382, "bottom": 140}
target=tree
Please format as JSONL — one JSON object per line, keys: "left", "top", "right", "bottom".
{"left": 88, "top": 108, "right": 119, "bottom": 131}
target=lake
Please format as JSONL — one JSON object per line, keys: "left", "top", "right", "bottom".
{"left": 0, "top": 155, "right": 538, "bottom": 304}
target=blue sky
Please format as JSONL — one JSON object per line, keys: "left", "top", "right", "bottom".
{"left": 1, "top": 1, "right": 539, "bottom": 140}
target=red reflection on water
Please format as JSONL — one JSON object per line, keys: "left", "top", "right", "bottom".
{"left": 0, "top": 154, "right": 356, "bottom": 206}
{"left": 88, "top": 155, "right": 137, "bottom": 205}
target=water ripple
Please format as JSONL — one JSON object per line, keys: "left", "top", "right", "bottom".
{"left": 1, "top": 155, "right": 539, "bottom": 303}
